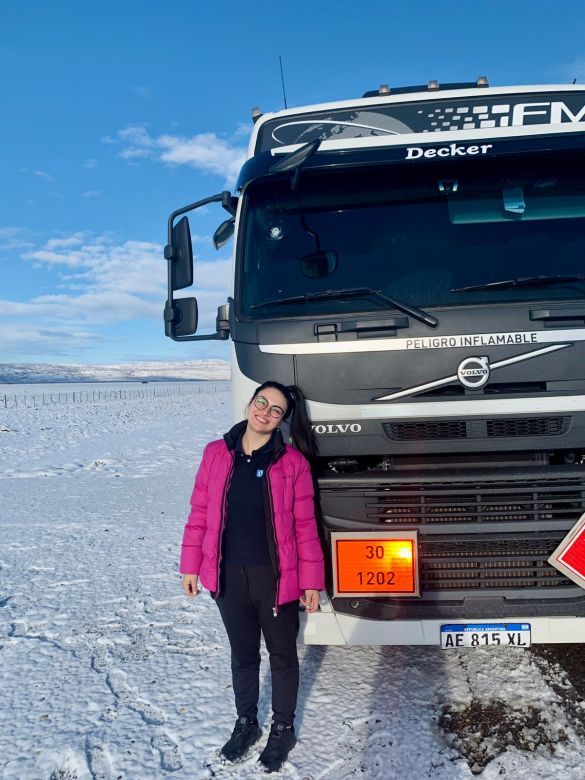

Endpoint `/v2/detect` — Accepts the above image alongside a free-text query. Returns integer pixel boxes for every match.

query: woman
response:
[180,381,325,772]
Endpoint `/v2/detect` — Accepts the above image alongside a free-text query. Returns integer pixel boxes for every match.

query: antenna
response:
[279,55,288,109]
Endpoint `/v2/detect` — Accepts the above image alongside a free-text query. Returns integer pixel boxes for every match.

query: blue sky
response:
[2,0,585,365]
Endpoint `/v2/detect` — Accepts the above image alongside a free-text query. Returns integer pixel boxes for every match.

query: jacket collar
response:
[224,419,285,460]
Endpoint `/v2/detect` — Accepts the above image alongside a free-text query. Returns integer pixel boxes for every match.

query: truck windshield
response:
[239,153,585,319]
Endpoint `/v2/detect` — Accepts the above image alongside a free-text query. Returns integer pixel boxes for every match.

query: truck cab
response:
[165,80,585,646]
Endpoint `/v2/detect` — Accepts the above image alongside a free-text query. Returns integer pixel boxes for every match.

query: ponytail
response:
[286,385,318,463]
[250,380,318,463]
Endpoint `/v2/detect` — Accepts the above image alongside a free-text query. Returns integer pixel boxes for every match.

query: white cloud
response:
[0,293,156,322]
[234,121,253,138]
[1,232,231,356]
[0,227,34,251]
[118,125,155,147]
[158,133,245,182]
[0,239,34,252]
[111,125,246,187]
[34,169,54,181]
[0,227,23,239]
[119,147,152,160]
[82,158,97,169]
[44,233,86,251]
[82,190,102,198]
[0,324,96,357]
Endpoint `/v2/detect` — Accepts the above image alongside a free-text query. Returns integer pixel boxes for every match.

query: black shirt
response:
[223,432,275,565]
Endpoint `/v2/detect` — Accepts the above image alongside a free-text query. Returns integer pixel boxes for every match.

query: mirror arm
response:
[166,191,230,248]
[221,191,238,216]
[167,330,229,343]
[165,192,233,340]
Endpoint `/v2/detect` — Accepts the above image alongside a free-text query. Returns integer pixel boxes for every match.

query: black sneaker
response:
[258,722,297,772]
[220,715,262,762]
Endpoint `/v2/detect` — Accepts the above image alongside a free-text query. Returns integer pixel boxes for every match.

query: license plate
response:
[440,623,532,649]
[331,531,419,597]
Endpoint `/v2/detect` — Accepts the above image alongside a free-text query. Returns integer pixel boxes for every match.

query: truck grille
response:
[385,420,467,440]
[364,478,583,525]
[384,416,570,441]
[320,469,585,594]
[419,534,569,590]
[487,417,569,437]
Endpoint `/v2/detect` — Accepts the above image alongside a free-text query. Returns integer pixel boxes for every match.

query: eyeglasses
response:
[253,395,286,419]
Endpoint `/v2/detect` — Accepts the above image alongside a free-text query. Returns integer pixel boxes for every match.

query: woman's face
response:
[247,386,288,435]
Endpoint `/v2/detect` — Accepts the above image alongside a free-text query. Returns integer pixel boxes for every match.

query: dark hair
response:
[251,381,318,462]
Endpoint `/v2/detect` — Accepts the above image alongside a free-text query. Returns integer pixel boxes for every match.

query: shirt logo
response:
[256,469,264,478]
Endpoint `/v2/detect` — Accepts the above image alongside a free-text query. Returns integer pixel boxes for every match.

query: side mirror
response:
[165,216,193,291]
[300,250,338,279]
[213,218,235,250]
[165,191,234,342]
[172,298,198,337]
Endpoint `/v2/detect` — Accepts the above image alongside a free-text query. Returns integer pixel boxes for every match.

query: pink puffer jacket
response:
[180,421,325,608]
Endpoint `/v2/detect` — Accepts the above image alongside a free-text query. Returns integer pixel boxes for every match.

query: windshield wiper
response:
[251,286,439,328]
[452,274,585,293]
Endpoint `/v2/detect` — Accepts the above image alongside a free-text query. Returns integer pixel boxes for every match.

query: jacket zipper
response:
[213,452,235,599]
[264,463,281,617]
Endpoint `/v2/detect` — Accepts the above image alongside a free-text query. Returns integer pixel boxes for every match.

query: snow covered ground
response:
[2,383,585,779]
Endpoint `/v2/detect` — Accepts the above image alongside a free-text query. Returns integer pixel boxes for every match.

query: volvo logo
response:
[457,356,490,389]
[312,423,362,434]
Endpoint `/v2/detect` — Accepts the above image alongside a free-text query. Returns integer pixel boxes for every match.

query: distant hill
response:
[0,360,230,384]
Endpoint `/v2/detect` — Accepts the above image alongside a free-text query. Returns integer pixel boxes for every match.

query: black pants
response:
[216,563,300,726]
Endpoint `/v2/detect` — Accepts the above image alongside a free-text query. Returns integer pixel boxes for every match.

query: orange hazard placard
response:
[549,512,585,589]
[333,532,419,597]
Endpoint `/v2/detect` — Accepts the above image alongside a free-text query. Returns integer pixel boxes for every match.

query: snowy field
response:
[2,383,585,779]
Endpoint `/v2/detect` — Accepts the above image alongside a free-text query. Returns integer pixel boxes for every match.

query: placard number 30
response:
[365,545,385,559]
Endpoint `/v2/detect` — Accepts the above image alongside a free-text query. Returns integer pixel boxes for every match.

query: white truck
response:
[164,78,585,647]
